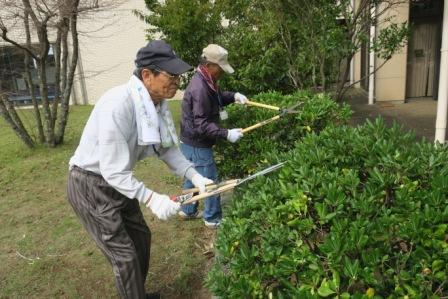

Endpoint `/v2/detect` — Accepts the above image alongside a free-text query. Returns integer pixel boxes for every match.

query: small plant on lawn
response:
[215,90,352,179]
[207,119,448,298]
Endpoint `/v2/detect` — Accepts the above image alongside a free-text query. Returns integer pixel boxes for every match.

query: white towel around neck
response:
[128,75,179,148]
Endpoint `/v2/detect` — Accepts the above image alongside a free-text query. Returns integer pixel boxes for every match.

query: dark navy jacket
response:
[180,72,235,148]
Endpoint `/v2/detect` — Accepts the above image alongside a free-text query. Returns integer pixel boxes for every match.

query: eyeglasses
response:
[155,68,180,81]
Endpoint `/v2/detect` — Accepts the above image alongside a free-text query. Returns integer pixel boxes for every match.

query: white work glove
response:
[227,128,243,143]
[146,192,180,220]
[234,92,248,105]
[191,173,214,193]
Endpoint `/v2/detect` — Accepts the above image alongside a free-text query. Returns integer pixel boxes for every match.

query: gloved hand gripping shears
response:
[171,162,285,205]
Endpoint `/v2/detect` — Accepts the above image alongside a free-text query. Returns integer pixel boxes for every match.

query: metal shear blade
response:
[279,101,303,117]
[236,161,285,185]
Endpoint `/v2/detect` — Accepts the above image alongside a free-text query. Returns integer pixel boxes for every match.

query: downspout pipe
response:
[350,0,355,85]
[77,48,88,104]
[368,3,376,105]
[435,2,448,144]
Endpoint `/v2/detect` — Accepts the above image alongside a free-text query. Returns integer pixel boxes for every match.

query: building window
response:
[410,0,443,20]
[0,45,56,106]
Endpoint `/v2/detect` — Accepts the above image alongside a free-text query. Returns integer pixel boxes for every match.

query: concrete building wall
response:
[350,0,410,102]
[374,2,410,102]
[352,0,362,88]
[74,0,148,104]
[353,51,362,88]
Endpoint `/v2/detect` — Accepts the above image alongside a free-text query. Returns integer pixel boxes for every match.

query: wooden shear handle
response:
[241,115,280,134]
[182,182,238,205]
[182,179,239,194]
[246,100,280,111]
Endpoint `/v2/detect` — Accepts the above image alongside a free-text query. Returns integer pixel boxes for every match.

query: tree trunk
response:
[0,94,34,148]
[37,60,56,146]
[24,54,45,143]
[60,21,69,105]
[50,26,64,130]
[320,56,326,92]
[56,1,80,145]
[336,56,351,102]
[23,0,56,145]
[24,11,45,143]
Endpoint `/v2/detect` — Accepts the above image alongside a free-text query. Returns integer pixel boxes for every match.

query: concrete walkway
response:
[344,89,440,142]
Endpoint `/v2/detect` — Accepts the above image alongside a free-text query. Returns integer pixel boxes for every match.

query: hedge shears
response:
[171,162,285,205]
[241,100,303,133]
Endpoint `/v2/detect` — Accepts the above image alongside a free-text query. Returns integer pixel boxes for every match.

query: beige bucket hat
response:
[201,44,234,74]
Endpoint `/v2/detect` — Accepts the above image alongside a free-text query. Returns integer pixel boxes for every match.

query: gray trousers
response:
[67,166,151,299]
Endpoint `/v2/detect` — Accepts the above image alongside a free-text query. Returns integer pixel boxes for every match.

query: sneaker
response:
[178,210,203,220]
[204,219,221,229]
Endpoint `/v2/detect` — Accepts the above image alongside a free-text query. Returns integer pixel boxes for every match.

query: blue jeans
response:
[180,143,222,223]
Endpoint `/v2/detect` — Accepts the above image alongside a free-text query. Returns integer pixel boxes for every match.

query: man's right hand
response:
[227,128,243,143]
[191,173,214,193]
[145,192,180,220]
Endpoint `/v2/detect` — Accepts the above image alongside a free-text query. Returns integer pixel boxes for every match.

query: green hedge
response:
[207,119,448,298]
[215,91,352,179]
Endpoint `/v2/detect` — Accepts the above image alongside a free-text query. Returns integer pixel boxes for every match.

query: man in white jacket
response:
[67,40,212,299]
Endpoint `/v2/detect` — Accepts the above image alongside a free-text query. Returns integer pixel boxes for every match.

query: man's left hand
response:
[234,92,248,105]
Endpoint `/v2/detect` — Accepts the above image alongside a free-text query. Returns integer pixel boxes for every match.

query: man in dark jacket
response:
[179,44,248,228]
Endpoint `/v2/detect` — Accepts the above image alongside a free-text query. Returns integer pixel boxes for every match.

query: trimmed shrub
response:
[207,119,448,298]
[215,91,352,179]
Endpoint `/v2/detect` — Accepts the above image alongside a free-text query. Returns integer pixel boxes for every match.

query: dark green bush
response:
[208,119,448,298]
[215,91,352,179]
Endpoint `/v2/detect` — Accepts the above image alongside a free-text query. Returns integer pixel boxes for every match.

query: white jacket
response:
[69,84,196,203]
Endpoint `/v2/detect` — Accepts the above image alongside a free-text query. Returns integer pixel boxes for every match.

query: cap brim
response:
[155,58,192,75]
[220,63,234,74]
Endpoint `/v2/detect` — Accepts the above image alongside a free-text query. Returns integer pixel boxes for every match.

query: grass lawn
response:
[0,101,215,298]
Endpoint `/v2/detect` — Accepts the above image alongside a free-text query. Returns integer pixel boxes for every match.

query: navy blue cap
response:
[135,40,192,75]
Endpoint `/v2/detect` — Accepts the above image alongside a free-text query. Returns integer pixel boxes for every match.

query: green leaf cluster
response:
[139,0,222,66]
[137,0,408,96]
[214,91,352,179]
[208,118,448,298]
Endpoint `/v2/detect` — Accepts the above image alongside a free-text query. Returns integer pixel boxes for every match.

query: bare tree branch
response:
[1,0,118,147]
[0,25,38,59]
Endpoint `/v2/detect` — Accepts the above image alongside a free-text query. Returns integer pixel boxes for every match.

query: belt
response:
[71,165,102,177]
